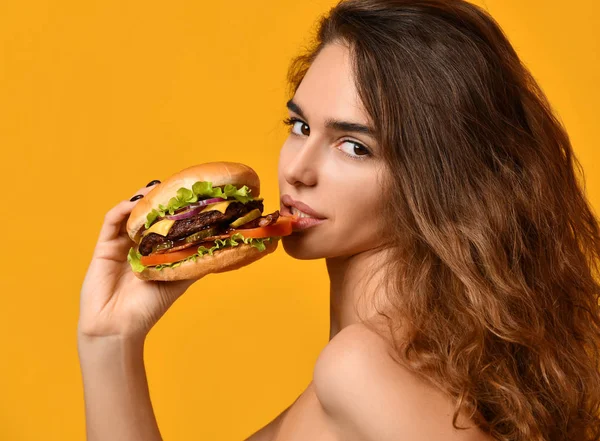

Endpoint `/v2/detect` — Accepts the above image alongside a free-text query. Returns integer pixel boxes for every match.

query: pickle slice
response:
[230,209,262,228]
[184,227,218,244]
[153,240,174,253]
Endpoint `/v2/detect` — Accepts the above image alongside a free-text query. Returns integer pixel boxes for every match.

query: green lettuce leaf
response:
[144,181,254,229]
[127,234,274,273]
[127,247,146,273]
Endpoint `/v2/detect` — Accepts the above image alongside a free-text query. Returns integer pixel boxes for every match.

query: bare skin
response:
[78,42,493,441]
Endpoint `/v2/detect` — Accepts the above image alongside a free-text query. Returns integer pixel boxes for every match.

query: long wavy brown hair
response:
[285,1,600,440]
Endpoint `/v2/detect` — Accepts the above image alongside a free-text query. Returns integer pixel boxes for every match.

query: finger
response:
[97,182,161,243]
[128,181,161,201]
[159,277,201,306]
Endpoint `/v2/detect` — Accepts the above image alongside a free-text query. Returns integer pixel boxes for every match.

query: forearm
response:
[77,334,162,441]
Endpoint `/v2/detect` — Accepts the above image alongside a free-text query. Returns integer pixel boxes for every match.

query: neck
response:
[326,247,390,340]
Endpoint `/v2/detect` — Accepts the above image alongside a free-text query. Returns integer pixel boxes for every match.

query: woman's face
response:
[278,42,388,260]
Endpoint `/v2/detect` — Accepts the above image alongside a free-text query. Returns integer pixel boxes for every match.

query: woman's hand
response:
[78,181,199,341]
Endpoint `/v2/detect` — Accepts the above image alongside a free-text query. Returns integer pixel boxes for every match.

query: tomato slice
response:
[140,246,199,267]
[234,215,294,239]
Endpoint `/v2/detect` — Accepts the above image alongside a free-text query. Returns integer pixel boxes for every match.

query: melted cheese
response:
[141,201,233,238]
[200,200,234,214]
[142,219,175,237]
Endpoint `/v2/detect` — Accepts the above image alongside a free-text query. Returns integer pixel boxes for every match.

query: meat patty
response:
[167,199,263,240]
[138,233,167,256]
[138,199,263,255]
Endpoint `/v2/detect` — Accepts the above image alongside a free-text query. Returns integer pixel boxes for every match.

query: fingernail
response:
[146,179,161,187]
[130,194,144,201]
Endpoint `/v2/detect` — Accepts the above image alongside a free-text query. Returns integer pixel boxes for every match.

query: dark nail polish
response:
[146,179,161,187]
[130,194,144,201]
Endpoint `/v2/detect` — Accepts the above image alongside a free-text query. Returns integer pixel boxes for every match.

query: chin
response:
[282,234,328,260]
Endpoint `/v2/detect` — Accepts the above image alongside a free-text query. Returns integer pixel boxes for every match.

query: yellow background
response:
[0,1,597,440]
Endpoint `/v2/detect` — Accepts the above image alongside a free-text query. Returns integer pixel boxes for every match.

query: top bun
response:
[126,162,260,242]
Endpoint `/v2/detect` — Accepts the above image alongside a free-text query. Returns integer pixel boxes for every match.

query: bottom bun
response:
[133,238,279,281]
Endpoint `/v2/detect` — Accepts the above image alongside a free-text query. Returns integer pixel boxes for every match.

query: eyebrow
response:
[286,99,375,137]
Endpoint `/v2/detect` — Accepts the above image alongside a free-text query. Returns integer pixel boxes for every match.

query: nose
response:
[282,137,321,188]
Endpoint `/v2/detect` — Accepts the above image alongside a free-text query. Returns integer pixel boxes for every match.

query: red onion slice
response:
[195,197,224,207]
[164,198,225,221]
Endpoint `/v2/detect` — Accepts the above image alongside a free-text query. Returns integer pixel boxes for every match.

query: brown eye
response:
[283,117,311,137]
[291,120,309,136]
[338,140,371,159]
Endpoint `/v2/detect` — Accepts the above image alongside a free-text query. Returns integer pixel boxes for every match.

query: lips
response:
[280,194,326,219]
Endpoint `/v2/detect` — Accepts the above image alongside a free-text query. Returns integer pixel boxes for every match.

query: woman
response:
[77,1,600,440]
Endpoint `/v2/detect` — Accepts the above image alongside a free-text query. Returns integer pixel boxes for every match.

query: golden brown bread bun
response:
[126,162,275,282]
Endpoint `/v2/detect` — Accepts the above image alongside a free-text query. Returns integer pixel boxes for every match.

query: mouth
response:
[280,194,326,219]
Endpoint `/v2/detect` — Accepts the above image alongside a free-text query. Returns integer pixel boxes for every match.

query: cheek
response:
[329,166,389,252]
[332,194,385,245]
[291,177,386,259]
[277,140,293,184]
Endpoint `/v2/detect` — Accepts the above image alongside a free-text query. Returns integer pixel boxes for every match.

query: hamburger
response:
[126,162,293,281]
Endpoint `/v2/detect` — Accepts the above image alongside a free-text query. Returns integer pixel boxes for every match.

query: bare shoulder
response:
[313,323,492,441]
